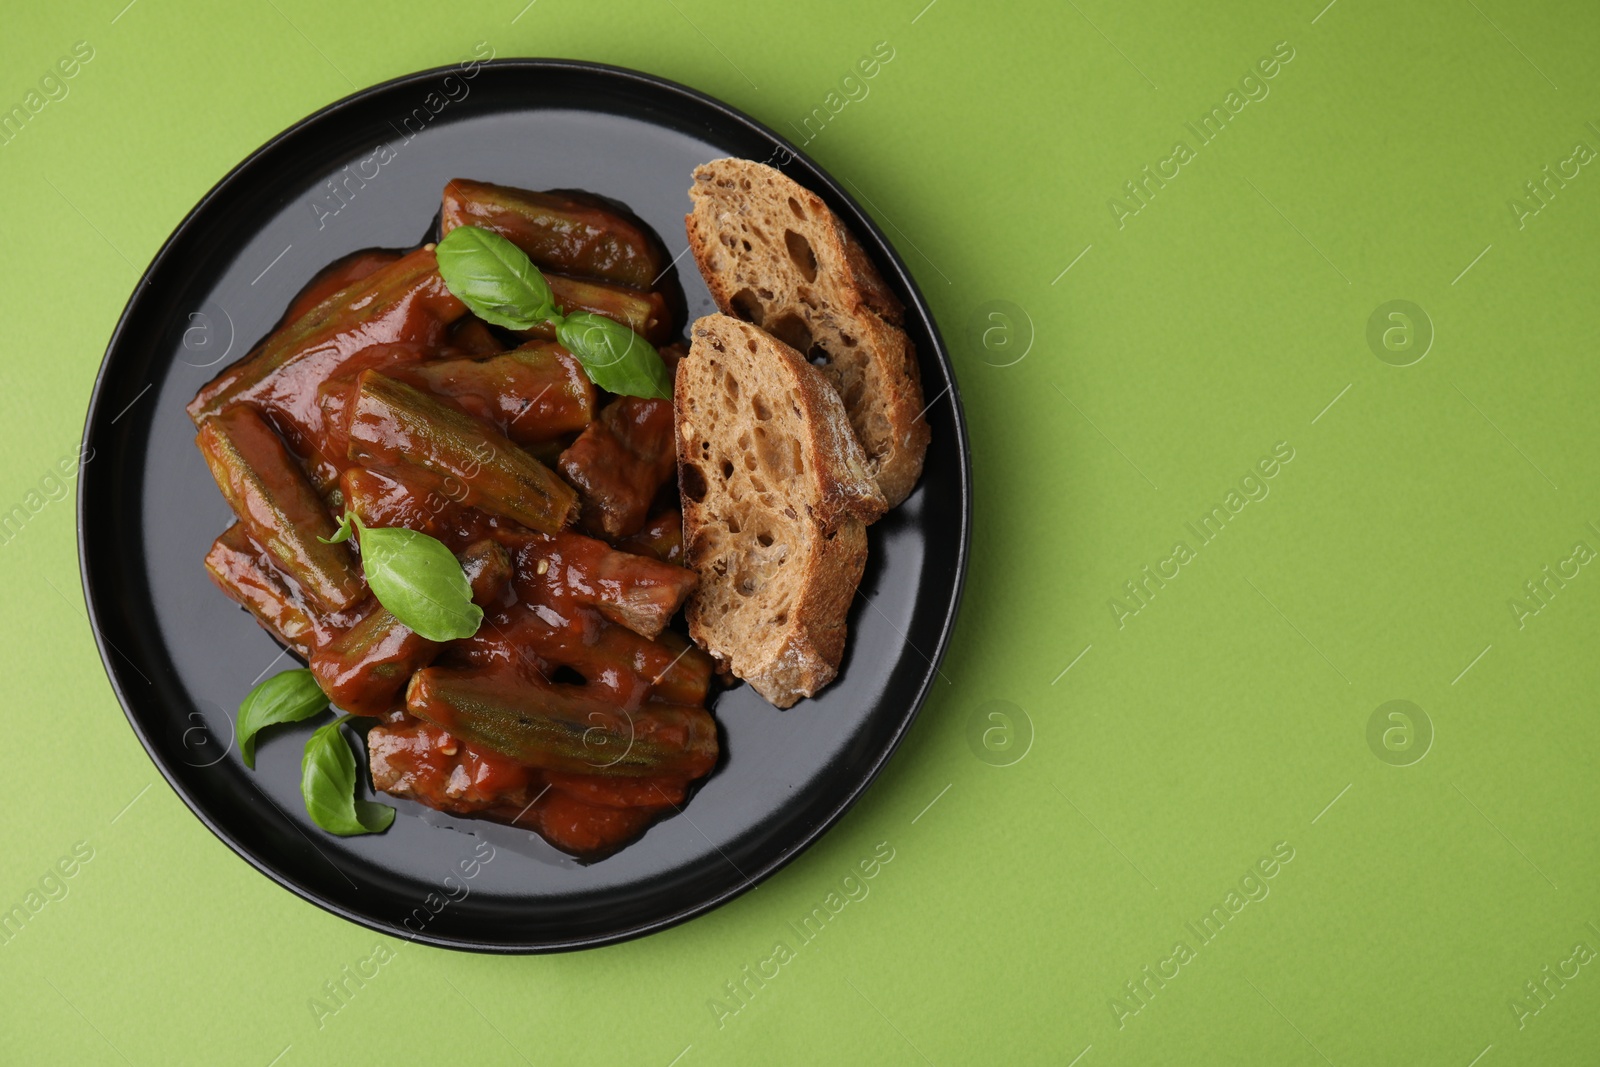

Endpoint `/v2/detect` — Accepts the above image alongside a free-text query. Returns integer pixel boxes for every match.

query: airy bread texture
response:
[686,158,929,508]
[676,315,886,707]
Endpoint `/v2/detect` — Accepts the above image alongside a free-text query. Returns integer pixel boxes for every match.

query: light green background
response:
[3,0,1598,1063]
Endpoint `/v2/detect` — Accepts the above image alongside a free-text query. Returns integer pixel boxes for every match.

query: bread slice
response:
[685,158,930,508]
[676,314,886,707]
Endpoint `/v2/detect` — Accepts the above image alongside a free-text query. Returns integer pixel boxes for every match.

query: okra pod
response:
[280,249,402,326]
[407,343,595,445]
[204,524,325,657]
[348,371,578,534]
[405,667,718,778]
[311,540,512,717]
[368,714,681,853]
[196,404,365,613]
[295,342,431,490]
[517,274,672,344]
[440,179,665,290]
[367,715,539,816]
[187,247,466,424]
[312,342,432,476]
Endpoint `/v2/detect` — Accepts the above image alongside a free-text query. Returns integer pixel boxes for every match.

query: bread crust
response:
[685,158,930,507]
[676,315,884,707]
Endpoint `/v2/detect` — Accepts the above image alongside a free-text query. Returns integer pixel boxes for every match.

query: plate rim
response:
[77,56,972,953]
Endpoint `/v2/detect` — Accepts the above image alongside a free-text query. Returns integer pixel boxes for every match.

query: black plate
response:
[78,59,970,952]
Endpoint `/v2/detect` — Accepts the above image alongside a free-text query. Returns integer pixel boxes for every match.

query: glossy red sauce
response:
[192,214,706,859]
[281,249,403,325]
[367,715,684,855]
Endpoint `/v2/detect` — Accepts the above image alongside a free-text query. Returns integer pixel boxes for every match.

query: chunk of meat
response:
[367,715,686,856]
[499,528,698,642]
[368,716,539,817]
[558,396,676,540]
[619,509,684,565]
[435,316,506,360]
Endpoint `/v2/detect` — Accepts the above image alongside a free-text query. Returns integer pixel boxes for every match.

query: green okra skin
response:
[187,247,466,424]
[347,371,579,534]
[311,540,512,717]
[440,178,666,290]
[196,405,365,613]
[204,523,324,657]
[407,343,596,445]
[405,666,719,779]
[517,274,672,344]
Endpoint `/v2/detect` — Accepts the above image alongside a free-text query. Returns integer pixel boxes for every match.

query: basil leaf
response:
[357,521,483,641]
[237,668,328,769]
[301,715,395,836]
[435,225,556,330]
[556,312,673,400]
